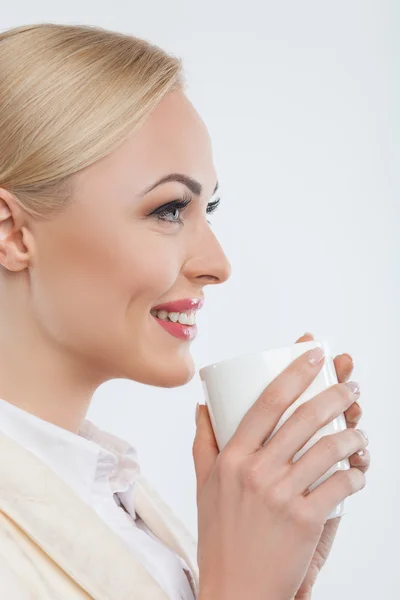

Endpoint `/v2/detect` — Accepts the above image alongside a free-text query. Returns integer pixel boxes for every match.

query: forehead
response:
[79,90,215,195]
[132,89,213,159]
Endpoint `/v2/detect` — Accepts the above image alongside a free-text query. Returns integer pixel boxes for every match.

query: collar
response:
[0,397,141,514]
[0,398,200,597]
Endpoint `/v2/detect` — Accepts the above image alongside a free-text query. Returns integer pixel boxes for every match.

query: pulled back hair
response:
[0,22,185,218]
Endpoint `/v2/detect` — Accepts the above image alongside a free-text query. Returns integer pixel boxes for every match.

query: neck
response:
[0,276,106,434]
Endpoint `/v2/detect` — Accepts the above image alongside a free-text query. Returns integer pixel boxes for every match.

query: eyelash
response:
[151,192,221,226]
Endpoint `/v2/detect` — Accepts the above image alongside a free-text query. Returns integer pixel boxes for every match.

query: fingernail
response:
[345,381,360,395]
[307,347,325,365]
[357,449,366,456]
[195,402,200,425]
[358,428,369,443]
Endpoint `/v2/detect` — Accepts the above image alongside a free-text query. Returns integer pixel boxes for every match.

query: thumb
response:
[192,404,219,501]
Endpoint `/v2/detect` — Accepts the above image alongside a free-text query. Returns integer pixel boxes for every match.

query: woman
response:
[0,22,369,600]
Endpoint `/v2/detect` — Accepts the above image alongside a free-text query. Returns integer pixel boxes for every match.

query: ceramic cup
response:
[199,339,350,520]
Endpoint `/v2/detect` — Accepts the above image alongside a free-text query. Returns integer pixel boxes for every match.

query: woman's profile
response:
[0,22,369,600]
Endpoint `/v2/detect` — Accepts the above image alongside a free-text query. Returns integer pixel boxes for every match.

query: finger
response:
[288,427,368,496]
[303,466,366,521]
[344,401,362,428]
[228,347,327,454]
[192,405,219,500]
[264,381,361,466]
[349,448,370,474]
[296,335,354,384]
[334,353,354,384]
[295,332,314,343]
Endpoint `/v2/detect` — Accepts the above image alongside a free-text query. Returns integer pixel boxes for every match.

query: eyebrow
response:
[140,173,219,197]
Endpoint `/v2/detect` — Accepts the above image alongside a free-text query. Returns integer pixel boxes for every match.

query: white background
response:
[3,2,398,598]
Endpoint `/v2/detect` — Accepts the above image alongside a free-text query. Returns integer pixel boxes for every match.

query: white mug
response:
[199,339,350,520]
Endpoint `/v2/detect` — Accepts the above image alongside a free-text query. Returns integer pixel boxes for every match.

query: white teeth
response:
[186,313,195,325]
[151,309,196,325]
[178,313,188,325]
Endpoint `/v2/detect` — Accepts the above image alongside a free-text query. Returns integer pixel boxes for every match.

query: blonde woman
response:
[0,22,369,600]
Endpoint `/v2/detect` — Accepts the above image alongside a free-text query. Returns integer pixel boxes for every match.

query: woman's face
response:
[23,90,231,387]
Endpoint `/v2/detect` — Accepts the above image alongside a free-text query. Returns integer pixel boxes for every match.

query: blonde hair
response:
[0,23,186,218]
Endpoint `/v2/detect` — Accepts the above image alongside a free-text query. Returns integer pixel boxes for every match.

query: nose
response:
[183,225,232,286]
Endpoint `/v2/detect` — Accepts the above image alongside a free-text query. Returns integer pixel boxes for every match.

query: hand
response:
[193,334,368,600]
[293,333,370,600]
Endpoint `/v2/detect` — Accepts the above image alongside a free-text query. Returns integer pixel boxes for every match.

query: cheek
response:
[126,250,178,304]
[30,220,178,354]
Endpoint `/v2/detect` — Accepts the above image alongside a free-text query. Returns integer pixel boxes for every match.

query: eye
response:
[206,198,220,216]
[150,194,221,226]
[150,193,192,225]
[205,197,220,225]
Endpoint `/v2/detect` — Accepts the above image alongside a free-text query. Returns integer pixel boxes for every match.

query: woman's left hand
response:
[293,333,370,600]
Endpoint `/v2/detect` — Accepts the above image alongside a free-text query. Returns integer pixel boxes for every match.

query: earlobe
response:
[0,189,31,272]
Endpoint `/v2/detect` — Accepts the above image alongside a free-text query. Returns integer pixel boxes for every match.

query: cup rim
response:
[199,339,329,377]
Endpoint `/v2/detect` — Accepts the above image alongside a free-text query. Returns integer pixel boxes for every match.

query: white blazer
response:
[0,431,200,599]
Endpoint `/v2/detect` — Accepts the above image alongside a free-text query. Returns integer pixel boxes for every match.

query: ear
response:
[0,188,33,272]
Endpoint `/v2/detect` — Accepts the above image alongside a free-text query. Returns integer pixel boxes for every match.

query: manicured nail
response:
[345,381,360,396]
[195,402,199,425]
[307,347,325,365]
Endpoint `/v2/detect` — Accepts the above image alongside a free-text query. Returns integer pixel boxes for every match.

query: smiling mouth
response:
[150,309,198,342]
[150,308,196,326]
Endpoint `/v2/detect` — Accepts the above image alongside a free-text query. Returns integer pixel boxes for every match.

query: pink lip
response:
[151,297,204,313]
[152,319,198,341]
[151,297,203,342]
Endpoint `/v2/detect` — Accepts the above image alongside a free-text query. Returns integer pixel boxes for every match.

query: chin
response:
[124,353,196,388]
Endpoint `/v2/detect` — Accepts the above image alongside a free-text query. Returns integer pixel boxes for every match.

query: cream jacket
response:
[0,431,200,599]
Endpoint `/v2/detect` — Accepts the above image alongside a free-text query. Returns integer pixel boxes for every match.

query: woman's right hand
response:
[193,346,368,600]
